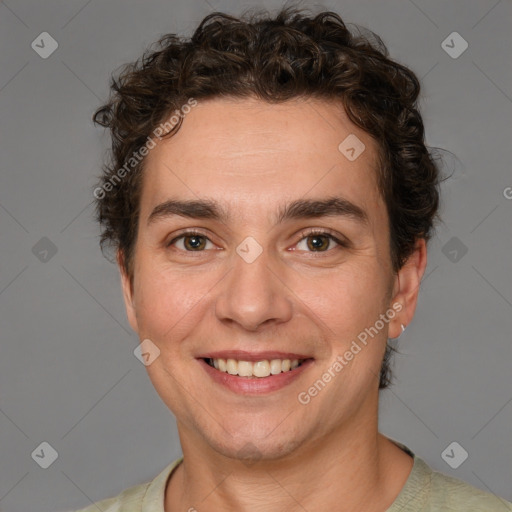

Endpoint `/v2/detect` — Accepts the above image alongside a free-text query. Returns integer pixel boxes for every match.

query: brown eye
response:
[167,232,213,251]
[295,230,346,252]
[306,234,331,251]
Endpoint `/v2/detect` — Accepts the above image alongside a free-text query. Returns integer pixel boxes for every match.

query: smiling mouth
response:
[204,357,310,378]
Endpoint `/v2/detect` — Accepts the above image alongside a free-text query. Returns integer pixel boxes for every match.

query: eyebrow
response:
[146,196,369,227]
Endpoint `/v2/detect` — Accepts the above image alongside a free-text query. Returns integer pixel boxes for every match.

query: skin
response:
[118,97,427,511]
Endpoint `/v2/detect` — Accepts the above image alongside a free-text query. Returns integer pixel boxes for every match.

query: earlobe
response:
[388,238,428,339]
[117,249,139,334]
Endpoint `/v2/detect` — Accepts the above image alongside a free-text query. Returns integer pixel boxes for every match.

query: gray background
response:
[0,0,511,510]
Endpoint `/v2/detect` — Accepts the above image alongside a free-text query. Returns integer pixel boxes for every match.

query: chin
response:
[201,424,306,463]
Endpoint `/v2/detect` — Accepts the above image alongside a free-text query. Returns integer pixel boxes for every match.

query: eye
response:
[166,229,348,253]
[167,231,214,251]
[294,229,347,252]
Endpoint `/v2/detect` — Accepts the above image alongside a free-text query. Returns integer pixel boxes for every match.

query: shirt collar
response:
[141,457,183,511]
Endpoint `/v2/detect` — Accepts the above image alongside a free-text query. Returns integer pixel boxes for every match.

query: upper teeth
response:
[209,358,301,378]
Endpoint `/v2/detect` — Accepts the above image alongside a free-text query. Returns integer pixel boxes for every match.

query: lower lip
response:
[198,358,314,395]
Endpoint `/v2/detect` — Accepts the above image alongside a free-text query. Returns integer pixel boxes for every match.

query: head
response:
[93,7,440,460]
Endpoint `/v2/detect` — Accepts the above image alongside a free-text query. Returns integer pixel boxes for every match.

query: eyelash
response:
[297,229,348,251]
[166,229,348,253]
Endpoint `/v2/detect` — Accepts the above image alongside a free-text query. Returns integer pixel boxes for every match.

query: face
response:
[120,97,425,461]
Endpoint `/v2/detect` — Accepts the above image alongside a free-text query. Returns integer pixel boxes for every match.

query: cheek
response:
[133,266,210,346]
[296,261,388,333]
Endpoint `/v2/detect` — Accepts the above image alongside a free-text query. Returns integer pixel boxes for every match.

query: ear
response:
[117,249,139,334]
[388,238,428,339]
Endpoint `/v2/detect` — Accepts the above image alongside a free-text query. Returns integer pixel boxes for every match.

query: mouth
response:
[197,351,314,394]
[203,357,310,378]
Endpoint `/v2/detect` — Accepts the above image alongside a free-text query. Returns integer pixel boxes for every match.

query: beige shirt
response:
[75,444,512,511]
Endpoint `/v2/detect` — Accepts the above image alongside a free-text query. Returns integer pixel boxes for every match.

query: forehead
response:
[140,97,384,226]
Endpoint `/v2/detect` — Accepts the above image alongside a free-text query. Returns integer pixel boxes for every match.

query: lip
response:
[198,357,314,395]
[196,350,311,362]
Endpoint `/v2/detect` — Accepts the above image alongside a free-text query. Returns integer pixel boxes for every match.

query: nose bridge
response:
[215,237,293,330]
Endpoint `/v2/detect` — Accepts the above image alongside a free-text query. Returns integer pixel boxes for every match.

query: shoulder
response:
[387,440,512,512]
[73,458,183,512]
[73,481,149,512]
[427,464,512,511]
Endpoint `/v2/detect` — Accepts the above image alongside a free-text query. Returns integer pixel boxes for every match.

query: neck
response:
[165,407,413,511]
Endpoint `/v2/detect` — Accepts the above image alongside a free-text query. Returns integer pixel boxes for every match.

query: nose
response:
[214,243,293,331]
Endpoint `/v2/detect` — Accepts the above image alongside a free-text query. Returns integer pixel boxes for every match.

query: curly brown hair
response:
[93,6,441,389]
